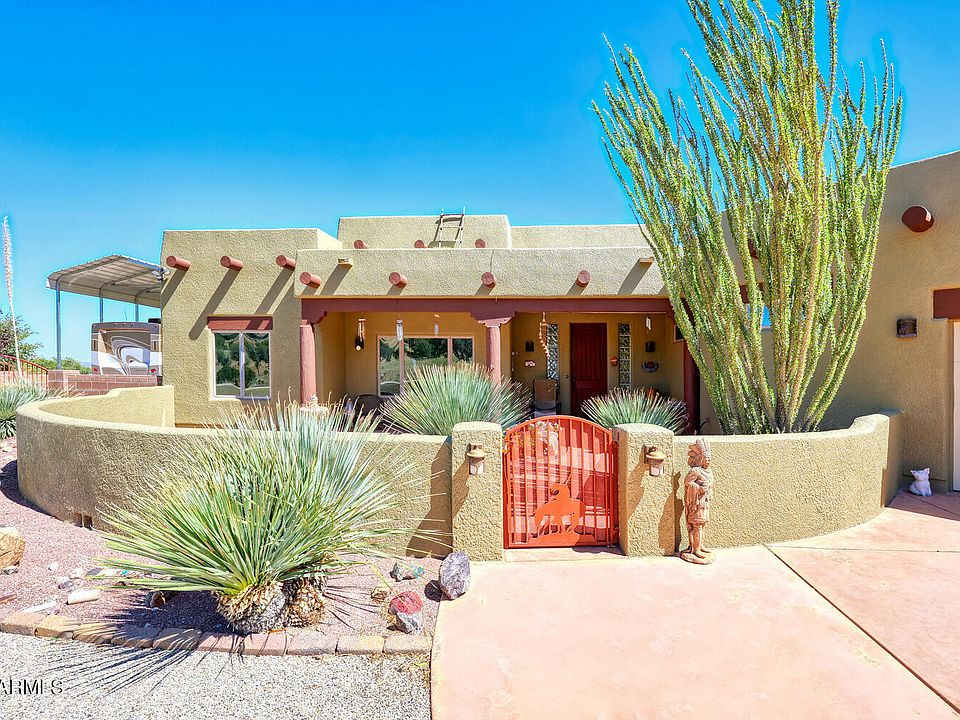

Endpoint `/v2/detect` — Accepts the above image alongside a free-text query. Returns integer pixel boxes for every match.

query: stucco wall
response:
[611,411,900,555]
[674,411,900,549]
[294,246,665,298]
[160,228,337,425]
[17,387,453,557]
[826,152,960,488]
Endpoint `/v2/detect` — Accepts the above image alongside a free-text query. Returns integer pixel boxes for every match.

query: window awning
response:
[45,255,167,308]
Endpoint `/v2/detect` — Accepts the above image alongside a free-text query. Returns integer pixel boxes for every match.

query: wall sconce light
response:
[466,443,487,476]
[645,316,653,332]
[896,318,918,338]
[645,446,666,476]
[355,317,366,351]
[396,318,404,342]
[434,314,440,336]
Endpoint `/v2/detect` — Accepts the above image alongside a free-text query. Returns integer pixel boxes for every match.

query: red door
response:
[570,323,607,416]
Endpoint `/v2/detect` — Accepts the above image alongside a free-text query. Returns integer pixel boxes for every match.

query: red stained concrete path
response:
[432,492,960,720]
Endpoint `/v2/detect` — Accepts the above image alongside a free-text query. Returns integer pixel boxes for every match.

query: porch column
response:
[300,320,317,404]
[682,340,701,434]
[479,317,511,385]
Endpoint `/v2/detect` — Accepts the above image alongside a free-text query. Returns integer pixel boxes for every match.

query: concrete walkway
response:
[432,492,960,720]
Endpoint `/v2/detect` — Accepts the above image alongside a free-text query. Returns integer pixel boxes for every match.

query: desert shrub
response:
[583,387,687,432]
[381,363,528,435]
[102,404,412,634]
[0,381,60,438]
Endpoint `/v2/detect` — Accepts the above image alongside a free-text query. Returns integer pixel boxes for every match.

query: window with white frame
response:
[378,336,474,396]
[214,331,271,399]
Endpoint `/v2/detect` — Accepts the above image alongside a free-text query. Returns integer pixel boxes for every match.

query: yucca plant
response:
[102,404,413,634]
[0,381,60,438]
[583,387,688,432]
[381,363,528,435]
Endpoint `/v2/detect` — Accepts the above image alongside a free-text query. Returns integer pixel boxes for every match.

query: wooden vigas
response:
[502,416,618,548]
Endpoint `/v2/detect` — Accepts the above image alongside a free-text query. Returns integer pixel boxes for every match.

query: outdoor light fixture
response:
[645,316,653,332]
[645,446,667,476]
[896,318,918,338]
[396,318,404,342]
[434,314,440,336]
[466,443,487,476]
[355,317,366,351]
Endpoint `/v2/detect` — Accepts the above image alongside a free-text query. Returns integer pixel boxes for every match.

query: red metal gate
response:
[502,416,618,548]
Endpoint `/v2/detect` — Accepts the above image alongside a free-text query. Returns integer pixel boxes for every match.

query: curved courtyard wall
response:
[17,386,452,557]
[17,386,901,560]
[616,410,902,555]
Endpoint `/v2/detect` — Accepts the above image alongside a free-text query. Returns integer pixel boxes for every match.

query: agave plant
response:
[381,363,528,435]
[102,404,413,634]
[583,387,688,433]
[0,381,60,438]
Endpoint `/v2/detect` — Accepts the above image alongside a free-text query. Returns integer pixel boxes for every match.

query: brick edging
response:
[0,610,432,657]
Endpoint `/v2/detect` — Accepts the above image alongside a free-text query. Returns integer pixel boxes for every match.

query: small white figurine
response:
[908,468,932,497]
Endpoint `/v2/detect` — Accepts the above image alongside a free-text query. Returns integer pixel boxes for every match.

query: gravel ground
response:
[0,631,430,720]
[0,437,441,637]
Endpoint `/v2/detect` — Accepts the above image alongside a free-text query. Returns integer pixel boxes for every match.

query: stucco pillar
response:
[450,421,504,561]
[479,318,511,384]
[682,341,701,434]
[615,423,678,556]
[300,320,317,404]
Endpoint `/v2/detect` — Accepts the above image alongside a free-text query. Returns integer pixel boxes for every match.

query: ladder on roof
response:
[433,208,466,247]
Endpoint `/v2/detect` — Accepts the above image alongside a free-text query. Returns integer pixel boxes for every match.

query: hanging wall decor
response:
[355,317,366,351]
[538,313,549,354]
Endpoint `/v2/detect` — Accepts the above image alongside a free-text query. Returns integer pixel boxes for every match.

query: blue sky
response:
[2,0,958,360]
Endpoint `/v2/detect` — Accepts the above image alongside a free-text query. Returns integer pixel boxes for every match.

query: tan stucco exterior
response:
[17,388,899,560]
[17,387,454,557]
[103,150,960,549]
[675,411,901,549]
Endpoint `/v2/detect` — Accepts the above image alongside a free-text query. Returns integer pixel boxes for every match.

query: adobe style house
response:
[160,150,960,492]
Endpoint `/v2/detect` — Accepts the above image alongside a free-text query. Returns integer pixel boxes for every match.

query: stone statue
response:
[680,438,715,565]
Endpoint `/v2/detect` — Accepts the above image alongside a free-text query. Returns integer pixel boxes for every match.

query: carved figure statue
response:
[680,438,715,565]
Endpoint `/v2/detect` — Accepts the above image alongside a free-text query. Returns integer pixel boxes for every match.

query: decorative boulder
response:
[388,591,424,634]
[439,552,470,600]
[0,526,25,568]
[390,561,425,582]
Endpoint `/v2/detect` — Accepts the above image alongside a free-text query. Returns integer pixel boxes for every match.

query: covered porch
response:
[299,297,701,431]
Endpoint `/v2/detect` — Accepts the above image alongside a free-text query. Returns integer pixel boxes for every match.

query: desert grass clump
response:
[381,363,528,435]
[583,387,688,433]
[102,404,412,634]
[0,381,59,438]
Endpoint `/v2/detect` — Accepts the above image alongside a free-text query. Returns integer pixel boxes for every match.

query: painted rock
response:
[388,591,424,634]
[389,591,424,615]
[439,551,471,600]
[0,526,25,568]
[390,561,425,582]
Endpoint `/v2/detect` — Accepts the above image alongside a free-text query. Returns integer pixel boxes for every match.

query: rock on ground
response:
[439,552,471,600]
[0,526,25,567]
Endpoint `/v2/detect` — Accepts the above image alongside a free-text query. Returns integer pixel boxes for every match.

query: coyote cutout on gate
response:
[534,481,585,537]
